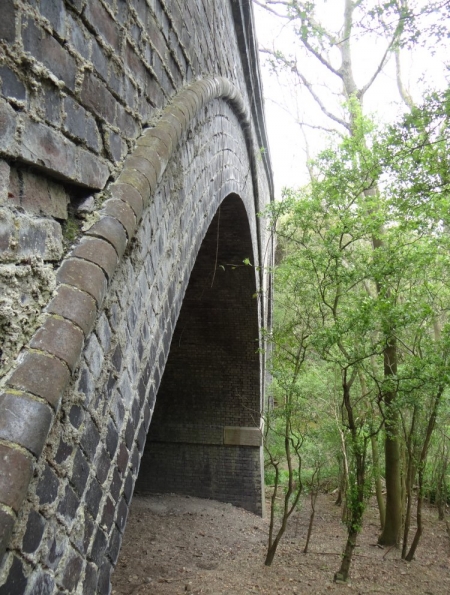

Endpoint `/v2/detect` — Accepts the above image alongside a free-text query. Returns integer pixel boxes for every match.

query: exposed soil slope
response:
[112,492,450,595]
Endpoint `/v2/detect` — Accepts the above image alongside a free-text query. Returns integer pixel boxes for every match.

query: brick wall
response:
[0,1,273,593]
[137,194,263,513]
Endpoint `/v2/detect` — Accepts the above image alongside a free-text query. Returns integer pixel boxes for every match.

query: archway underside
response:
[136,194,264,515]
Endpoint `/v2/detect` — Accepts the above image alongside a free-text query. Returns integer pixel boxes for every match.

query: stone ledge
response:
[223,426,262,447]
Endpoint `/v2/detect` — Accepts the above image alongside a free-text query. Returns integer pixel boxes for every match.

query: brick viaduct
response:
[0,1,273,593]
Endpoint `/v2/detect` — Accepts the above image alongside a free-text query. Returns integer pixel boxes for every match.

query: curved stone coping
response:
[0,76,261,561]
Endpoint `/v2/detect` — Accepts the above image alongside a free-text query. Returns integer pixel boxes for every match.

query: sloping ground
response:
[111,492,450,595]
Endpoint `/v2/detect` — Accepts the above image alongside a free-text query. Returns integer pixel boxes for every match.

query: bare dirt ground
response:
[111,491,450,595]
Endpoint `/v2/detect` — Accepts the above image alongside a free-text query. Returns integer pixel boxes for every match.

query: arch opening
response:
[135,194,264,514]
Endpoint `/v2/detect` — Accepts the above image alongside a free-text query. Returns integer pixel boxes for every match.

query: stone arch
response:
[137,192,264,514]
[0,77,269,592]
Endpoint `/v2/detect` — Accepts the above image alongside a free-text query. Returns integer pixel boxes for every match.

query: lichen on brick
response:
[0,258,55,377]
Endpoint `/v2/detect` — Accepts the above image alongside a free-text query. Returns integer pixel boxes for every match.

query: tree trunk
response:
[371,434,385,531]
[377,337,402,547]
[378,420,402,545]
[304,489,317,554]
[405,469,424,561]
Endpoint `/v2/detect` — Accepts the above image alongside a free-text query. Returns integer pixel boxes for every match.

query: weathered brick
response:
[36,463,59,505]
[67,12,90,58]
[115,496,128,533]
[0,66,26,101]
[116,442,129,474]
[41,0,67,37]
[69,404,84,429]
[11,214,64,262]
[59,549,83,591]
[0,508,15,560]
[42,82,62,125]
[19,118,77,181]
[85,0,120,50]
[116,103,140,138]
[0,99,17,153]
[89,527,107,567]
[71,448,90,496]
[136,421,147,453]
[57,257,108,306]
[0,0,16,43]
[83,563,98,593]
[25,572,55,595]
[130,444,140,474]
[102,198,137,240]
[86,216,128,259]
[57,484,80,526]
[80,416,100,460]
[123,471,134,503]
[119,160,153,204]
[79,512,95,556]
[84,332,104,380]
[85,478,102,518]
[97,559,112,595]
[97,312,112,353]
[110,389,125,429]
[46,284,97,338]
[100,496,115,532]
[66,0,83,14]
[7,350,70,409]
[22,17,76,90]
[81,73,116,125]
[11,169,69,219]
[105,129,127,162]
[109,468,122,502]
[0,556,28,595]
[30,316,84,372]
[22,509,46,555]
[95,447,111,485]
[64,96,89,141]
[72,237,118,280]
[125,419,136,450]
[77,147,110,189]
[91,39,109,81]
[45,531,68,570]
[105,419,119,459]
[54,437,73,465]
[0,392,53,457]
[0,444,33,512]
[107,526,122,566]
[0,160,9,204]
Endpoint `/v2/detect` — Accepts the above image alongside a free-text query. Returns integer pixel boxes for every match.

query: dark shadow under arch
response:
[135,194,264,514]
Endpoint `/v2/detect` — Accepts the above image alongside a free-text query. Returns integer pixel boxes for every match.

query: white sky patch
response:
[253,1,450,197]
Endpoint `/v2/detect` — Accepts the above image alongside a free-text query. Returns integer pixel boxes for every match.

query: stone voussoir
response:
[85,216,128,260]
[169,104,190,131]
[101,198,137,241]
[46,284,98,338]
[160,113,183,144]
[141,127,173,154]
[71,236,119,281]
[57,257,108,306]
[182,88,202,116]
[0,391,54,458]
[122,154,158,202]
[117,164,150,211]
[0,443,34,512]
[110,182,145,221]
[29,316,85,372]
[6,350,70,410]
[0,508,15,560]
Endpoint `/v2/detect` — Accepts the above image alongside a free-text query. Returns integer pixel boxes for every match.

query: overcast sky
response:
[252,1,449,196]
